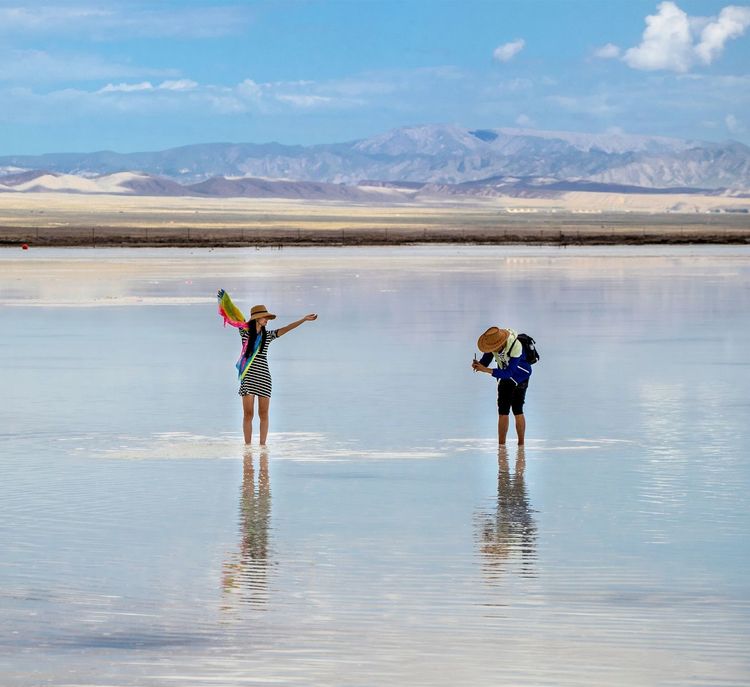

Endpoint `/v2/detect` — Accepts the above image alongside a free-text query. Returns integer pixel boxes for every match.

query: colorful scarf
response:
[218,290,262,380]
[237,332,263,381]
[217,290,249,329]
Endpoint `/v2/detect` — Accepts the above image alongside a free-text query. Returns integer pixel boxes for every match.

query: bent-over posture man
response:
[472,326,532,446]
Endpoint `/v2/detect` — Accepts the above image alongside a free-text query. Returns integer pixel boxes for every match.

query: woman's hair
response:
[246,320,268,357]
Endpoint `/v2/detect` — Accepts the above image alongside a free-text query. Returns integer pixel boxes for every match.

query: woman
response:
[218,290,317,446]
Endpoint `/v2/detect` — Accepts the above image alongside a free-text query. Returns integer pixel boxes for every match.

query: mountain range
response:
[1,124,748,198]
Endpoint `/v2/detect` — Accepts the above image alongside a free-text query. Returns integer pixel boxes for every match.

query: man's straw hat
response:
[249,304,276,321]
[477,326,508,353]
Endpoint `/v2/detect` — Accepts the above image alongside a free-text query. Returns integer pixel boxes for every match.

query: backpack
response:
[516,333,540,365]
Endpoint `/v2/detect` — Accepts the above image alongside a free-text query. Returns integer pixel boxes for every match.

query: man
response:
[472,326,532,446]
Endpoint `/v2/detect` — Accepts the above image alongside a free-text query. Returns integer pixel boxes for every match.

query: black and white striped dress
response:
[238,327,279,397]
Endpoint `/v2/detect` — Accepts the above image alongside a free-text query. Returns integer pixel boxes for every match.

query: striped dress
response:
[238,327,279,397]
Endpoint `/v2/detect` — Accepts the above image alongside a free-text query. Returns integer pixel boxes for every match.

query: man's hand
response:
[472,361,491,374]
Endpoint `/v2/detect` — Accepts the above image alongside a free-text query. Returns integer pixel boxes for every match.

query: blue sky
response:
[1,0,749,153]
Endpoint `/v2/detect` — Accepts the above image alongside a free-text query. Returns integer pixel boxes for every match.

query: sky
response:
[1,0,749,154]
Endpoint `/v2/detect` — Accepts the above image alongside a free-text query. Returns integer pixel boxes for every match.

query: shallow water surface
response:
[1,246,749,686]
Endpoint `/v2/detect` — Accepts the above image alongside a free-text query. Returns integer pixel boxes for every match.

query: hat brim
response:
[250,312,276,320]
[477,327,508,352]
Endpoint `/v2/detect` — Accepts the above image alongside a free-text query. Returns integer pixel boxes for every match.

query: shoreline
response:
[2,224,748,246]
[1,193,748,246]
[2,215,749,247]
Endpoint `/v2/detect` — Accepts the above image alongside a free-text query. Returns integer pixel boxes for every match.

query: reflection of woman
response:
[218,290,317,446]
[223,453,272,608]
[478,446,537,578]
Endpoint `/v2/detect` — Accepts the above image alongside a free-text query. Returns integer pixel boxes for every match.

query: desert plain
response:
[0,190,748,246]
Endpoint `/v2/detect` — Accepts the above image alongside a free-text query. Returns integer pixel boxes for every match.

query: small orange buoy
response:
[21,243,29,250]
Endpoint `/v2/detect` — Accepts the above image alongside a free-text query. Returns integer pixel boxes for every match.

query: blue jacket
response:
[479,346,532,386]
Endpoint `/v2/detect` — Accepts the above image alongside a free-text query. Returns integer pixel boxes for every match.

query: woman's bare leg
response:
[515,414,526,446]
[258,396,271,446]
[242,395,255,445]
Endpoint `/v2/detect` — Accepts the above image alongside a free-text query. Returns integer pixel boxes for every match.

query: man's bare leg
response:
[515,414,526,446]
[498,415,510,446]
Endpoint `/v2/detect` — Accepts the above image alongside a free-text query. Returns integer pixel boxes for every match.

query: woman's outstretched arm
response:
[276,313,317,337]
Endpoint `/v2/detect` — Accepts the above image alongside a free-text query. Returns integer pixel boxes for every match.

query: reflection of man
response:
[478,446,537,579]
[222,453,271,608]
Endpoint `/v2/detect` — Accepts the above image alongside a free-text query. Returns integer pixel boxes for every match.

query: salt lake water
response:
[1,245,749,686]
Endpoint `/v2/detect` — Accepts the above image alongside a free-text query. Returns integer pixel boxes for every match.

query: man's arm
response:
[491,355,531,384]
[479,352,493,366]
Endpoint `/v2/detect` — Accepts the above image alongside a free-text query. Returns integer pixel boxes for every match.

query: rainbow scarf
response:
[237,332,263,381]
[218,290,261,380]
[217,290,248,329]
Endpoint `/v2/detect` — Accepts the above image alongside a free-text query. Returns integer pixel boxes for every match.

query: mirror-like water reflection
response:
[476,447,537,580]
[0,246,748,686]
[222,453,272,610]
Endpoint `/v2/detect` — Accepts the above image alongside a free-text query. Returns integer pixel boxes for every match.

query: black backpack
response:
[516,333,540,365]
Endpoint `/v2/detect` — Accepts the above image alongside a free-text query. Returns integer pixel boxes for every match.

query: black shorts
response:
[497,380,528,416]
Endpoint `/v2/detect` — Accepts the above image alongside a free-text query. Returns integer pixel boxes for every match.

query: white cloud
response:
[2,61,750,148]
[25,75,366,118]
[0,4,251,38]
[515,114,534,127]
[237,79,264,99]
[725,113,745,133]
[158,79,198,91]
[0,48,174,82]
[623,2,750,72]
[624,2,694,72]
[322,77,397,97]
[483,78,534,98]
[547,94,617,116]
[99,81,154,93]
[506,78,533,92]
[493,39,525,63]
[114,6,251,39]
[0,6,111,32]
[594,43,621,59]
[97,79,198,94]
[695,5,750,64]
[276,94,335,108]
[33,68,462,120]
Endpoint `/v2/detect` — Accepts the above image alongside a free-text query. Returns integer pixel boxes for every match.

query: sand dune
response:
[0,172,149,195]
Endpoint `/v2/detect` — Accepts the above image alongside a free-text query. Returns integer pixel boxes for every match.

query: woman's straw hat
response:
[477,326,508,353]
[249,304,276,321]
